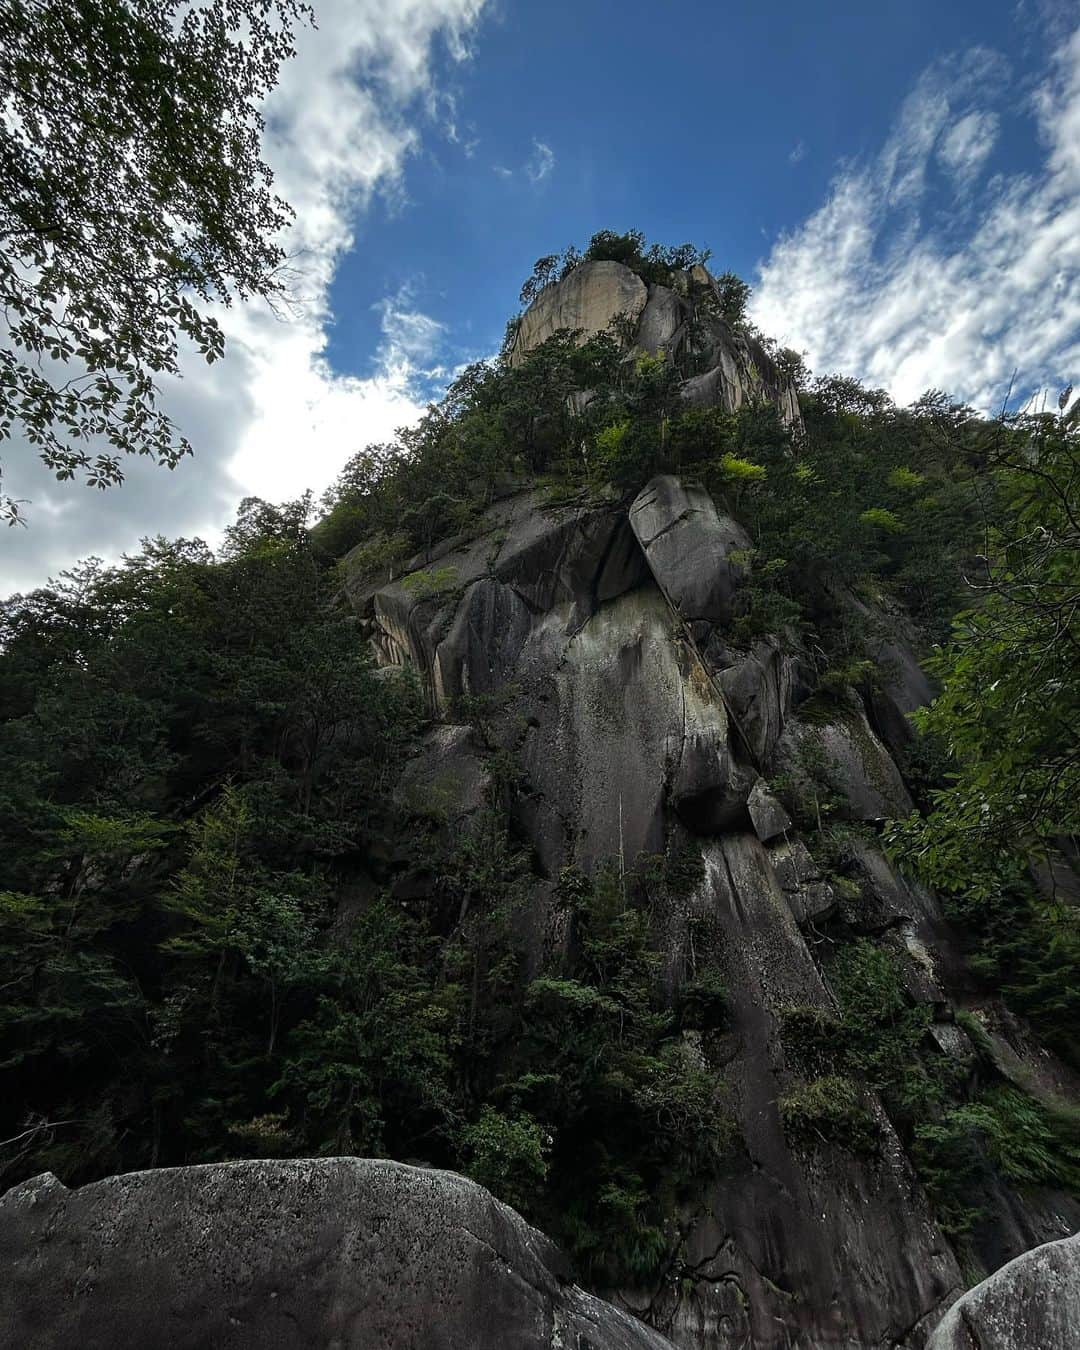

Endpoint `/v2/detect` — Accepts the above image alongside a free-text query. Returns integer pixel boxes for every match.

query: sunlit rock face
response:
[341,471,1080,1348]
[510,260,804,433]
[0,1159,678,1350]
[510,259,648,361]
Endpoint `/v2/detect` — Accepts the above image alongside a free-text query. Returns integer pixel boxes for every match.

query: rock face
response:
[339,469,1080,1347]
[511,259,648,363]
[0,1159,676,1350]
[927,1232,1080,1349]
[509,260,803,432]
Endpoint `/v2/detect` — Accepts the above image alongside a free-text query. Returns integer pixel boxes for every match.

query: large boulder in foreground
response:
[0,1158,675,1350]
[927,1231,1080,1348]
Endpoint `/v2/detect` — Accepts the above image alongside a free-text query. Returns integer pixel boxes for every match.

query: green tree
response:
[889,405,1079,889]
[0,0,310,521]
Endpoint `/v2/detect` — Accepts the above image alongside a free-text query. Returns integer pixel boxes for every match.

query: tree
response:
[889,403,1080,892]
[0,0,311,523]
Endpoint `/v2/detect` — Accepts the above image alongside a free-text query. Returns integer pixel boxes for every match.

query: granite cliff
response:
[2,246,1077,1348]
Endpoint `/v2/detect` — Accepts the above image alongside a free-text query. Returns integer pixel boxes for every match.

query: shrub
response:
[778,1075,878,1153]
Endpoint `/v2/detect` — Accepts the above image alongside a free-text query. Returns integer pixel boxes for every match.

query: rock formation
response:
[509,259,803,432]
[341,471,1080,1348]
[0,1158,676,1350]
[926,1232,1080,1349]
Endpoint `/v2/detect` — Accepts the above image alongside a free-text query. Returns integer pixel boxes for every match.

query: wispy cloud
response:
[494,137,555,186]
[3,0,489,593]
[526,138,555,185]
[751,30,1080,412]
[937,109,999,190]
[789,140,806,165]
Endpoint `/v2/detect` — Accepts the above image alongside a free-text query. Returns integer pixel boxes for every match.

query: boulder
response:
[0,1159,676,1350]
[747,777,792,843]
[927,1231,1080,1349]
[767,836,836,925]
[510,261,647,365]
[774,706,914,823]
[715,638,800,765]
[629,475,750,625]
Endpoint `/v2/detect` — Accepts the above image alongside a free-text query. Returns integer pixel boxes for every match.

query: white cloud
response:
[938,110,999,189]
[752,31,1080,412]
[526,138,555,185]
[493,138,556,186]
[789,140,806,165]
[2,0,488,594]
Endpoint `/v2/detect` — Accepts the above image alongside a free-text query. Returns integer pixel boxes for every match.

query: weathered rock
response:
[767,836,836,925]
[0,1159,676,1350]
[510,260,648,365]
[630,475,750,625]
[927,1231,1080,1349]
[715,638,800,765]
[637,283,685,356]
[396,724,489,821]
[644,836,961,1348]
[747,777,792,843]
[345,471,1078,1347]
[510,260,802,431]
[679,324,802,431]
[775,705,914,822]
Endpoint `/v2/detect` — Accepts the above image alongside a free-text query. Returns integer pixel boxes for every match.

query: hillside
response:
[2,231,1078,1347]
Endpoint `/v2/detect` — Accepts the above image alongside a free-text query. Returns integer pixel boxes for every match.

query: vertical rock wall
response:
[347,472,1080,1347]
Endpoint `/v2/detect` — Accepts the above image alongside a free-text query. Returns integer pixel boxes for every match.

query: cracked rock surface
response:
[0,1158,676,1350]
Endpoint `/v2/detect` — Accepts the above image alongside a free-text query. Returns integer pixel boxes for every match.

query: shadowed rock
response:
[0,1159,676,1350]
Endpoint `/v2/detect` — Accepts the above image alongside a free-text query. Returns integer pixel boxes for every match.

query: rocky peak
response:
[509,258,803,433]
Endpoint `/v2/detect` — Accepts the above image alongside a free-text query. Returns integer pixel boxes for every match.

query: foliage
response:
[462,1107,550,1213]
[0,0,310,522]
[777,1075,878,1153]
[779,937,1080,1237]
[519,229,713,305]
[491,864,732,1283]
[888,407,1079,888]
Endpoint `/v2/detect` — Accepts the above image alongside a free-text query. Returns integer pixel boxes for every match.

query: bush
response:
[462,1107,550,1213]
[778,1075,878,1153]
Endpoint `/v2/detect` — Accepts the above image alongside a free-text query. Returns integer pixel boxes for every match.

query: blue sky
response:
[4,0,1078,591]
[326,0,1054,381]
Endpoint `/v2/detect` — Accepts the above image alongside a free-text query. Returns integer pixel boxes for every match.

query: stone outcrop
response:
[629,474,750,626]
[509,260,803,432]
[0,1159,676,1350]
[927,1232,1080,1349]
[342,475,978,1346]
[340,470,1080,1346]
[510,260,648,364]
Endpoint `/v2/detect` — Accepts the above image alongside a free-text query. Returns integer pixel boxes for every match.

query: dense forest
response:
[2,231,1078,1290]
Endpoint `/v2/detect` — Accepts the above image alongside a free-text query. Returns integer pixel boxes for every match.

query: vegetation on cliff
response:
[1,231,1078,1287]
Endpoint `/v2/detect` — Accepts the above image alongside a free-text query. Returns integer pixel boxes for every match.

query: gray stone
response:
[511,261,647,365]
[716,638,800,765]
[927,1231,1080,1349]
[396,724,489,821]
[0,1160,675,1350]
[775,705,914,823]
[678,323,803,433]
[747,777,792,843]
[636,283,685,356]
[629,474,750,625]
[767,836,836,925]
